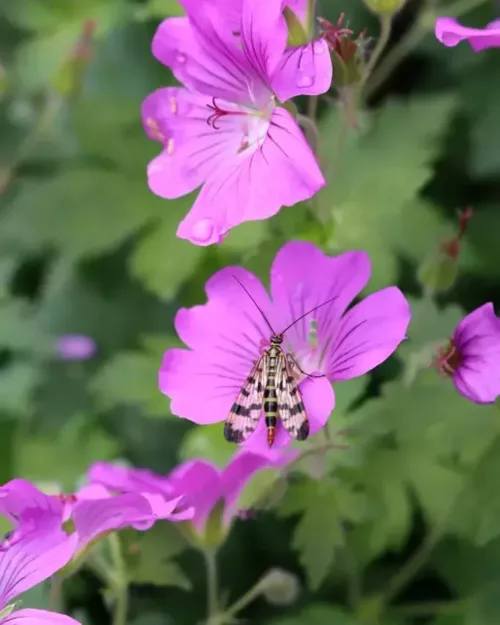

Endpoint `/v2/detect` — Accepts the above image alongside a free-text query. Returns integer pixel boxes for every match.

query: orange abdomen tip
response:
[267,426,275,447]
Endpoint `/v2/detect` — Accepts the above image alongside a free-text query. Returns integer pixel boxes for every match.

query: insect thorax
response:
[270,335,283,346]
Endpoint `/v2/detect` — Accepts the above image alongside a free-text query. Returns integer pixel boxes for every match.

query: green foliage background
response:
[1,0,500,624]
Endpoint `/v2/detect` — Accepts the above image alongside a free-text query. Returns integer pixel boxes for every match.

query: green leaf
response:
[317,96,457,288]
[278,479,347,590]
[122,524,191,589]
[180,424,236,467]
[16,414,119,490]
[237,469,282,511]
[0,363,40,414]
[0,300,52,352]
[129,207,204,300]
[1,170,166,260]
[91,337,178,418]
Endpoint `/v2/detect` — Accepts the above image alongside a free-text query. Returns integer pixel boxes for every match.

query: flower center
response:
[433,339,462,376]
[205,97,275,155]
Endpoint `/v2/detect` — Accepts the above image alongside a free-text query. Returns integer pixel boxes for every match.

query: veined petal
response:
[240,0,288,79]
[0,525,77,606]
[327,287,411,381]
[152,13,269,107]
[87,462,172,496]
[176,107,324,245]
[144,88,247,200]
[244,375,334,451]
[270,242,371,365]
[160,267,274,424]
[0,480,63,526]
[1,609,81,625]
[272,40,332,102]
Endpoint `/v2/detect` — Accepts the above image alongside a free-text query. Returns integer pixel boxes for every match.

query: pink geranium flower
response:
[435,17,500,51]
[0,508,80,625]
[143,0,332,245]
[434,303,500,403]
[88,448,296,533]
[0,478,193,555]
[159,241,411,450]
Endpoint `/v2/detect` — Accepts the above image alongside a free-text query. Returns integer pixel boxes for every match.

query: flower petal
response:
[168,460,222,530]
[159,267,273,424]
[244,375,334,451]
[453,303,500,403]
[328,287,411,381]
[0,524,77,606]
[72,494,156,550]
[0,480,63,526]
[220,448,297,520]
[1,609,81,625]
[151,13,269,107]
[435,17,500,51]
[271,40,332,102]
[87,462,172,496]
[176,107,325,245]
[270,242,371,361]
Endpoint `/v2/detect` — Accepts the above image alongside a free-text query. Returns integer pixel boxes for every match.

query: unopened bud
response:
[363,0,407,16]
[262,568,300,606]
[318,15,367,86]
[417,208,473,294]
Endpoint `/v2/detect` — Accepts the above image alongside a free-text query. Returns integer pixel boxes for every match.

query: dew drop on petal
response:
[176,52,187,64]
[313,40,327,55]
[191,218,216,243]
[296,74,314,88]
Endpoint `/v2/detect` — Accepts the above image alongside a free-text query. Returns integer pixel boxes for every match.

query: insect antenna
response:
[232,275,277,335]
[279,296,339,335]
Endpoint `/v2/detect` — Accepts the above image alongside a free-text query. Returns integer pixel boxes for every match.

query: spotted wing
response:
[275,352,309,441]
[224,356,267,444]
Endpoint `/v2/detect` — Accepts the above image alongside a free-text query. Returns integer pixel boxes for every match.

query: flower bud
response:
[262,568,300,606]
[363,0,407,16]
[318,15,367,87]
[417,208,473,294]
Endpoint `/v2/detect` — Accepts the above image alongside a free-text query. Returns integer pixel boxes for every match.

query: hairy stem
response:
[361,14,393,90]
[49,575,64,612]
[108,534,129,625]
[209,572,270,625]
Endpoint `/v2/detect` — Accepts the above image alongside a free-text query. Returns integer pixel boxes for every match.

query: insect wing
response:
[276,353,309,441]
[224,356,267,443]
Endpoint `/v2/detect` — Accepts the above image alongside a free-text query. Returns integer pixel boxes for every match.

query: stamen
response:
[170,97,177,115]
[167,137,175,155]
[206,97,246,130]
[145,117,165,142]
[431,339,462,377]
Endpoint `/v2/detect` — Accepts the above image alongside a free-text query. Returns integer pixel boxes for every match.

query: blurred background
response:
[1,0,500,623]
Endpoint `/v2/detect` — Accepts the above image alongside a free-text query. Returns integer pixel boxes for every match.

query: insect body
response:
[224,333,308,447]
[224,277,337,447]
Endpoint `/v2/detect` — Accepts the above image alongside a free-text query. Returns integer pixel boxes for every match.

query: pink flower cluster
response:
[0,447,293,625]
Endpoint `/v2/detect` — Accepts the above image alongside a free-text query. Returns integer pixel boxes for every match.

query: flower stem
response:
[49,575,64,612]
[361,14,393,90]
[209,572,270,625]
[393,599,467,617]
[108,534,129,625]
[204,548,219,620]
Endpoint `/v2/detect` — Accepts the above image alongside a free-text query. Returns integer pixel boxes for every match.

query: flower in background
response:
[88,448,296,540]
[0,478,193,557]
[56,334,97,361]
[159,241,410,450]
[433,303,500,404]
[143,0,331,246]
[435,17,500,51]
[0,507,80,625]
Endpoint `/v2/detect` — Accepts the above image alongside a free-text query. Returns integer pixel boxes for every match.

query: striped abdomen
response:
[263,347,280,446]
